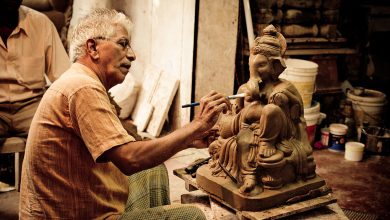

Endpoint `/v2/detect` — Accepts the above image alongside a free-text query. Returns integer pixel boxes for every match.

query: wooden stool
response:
[0,137,26,191]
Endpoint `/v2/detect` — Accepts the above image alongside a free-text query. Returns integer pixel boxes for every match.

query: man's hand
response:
[189,128,219,149]
[190,91,230,148]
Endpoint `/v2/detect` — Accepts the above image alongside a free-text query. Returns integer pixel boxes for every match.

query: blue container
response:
[328,123,348,151]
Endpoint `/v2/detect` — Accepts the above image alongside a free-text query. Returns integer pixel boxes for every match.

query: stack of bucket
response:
[280,58,318,108]
[346,88,387,127]
[303,101,326,146]
[280,58,324,146]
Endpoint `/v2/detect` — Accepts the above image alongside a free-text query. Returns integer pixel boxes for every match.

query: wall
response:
[68,0,112,43]
[194,0,239,114]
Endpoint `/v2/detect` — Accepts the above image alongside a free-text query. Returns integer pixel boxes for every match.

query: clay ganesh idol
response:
[196,25,326,211]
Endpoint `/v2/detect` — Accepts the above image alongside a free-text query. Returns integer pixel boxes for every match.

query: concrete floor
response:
[313,149,390,220]
[1,148,389,219]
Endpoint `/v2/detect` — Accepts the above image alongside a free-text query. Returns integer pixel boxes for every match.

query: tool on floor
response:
[182,93,246,108]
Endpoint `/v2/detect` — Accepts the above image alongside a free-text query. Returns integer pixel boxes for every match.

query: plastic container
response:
[329,123,348,151]
[360,126,390,155]
[304,101,326,146]
[347,89,387,126]
[345,142,365,161]
[280,59,318,108]
[321,127,330,147]
[304,101,320,115]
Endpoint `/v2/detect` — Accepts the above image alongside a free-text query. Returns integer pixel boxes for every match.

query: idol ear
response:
[271,57,286,77]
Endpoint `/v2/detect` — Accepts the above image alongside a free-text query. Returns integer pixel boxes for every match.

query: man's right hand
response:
[190,91,230,148]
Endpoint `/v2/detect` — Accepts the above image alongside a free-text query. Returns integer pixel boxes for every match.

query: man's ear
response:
[86,39,99,60]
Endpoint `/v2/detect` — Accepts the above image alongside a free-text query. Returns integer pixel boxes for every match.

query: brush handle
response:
[181,102,200,108]
[182,93,245,108]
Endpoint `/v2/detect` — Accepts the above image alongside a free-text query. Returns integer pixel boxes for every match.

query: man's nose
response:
[126,47,136,61]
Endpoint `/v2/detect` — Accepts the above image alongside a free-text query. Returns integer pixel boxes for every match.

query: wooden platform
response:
[196,165,328,211]
[174,167,344,219]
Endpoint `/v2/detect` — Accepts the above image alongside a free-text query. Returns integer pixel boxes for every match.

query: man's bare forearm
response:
[104,120,203,175]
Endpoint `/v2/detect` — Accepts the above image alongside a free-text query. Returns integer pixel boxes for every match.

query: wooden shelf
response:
[286,48,357,55]
[286,37,348,44]
[243,48,357,56]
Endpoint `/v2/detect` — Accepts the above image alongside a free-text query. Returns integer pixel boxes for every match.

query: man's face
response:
[249,54,273,82]
[96,25,136,88]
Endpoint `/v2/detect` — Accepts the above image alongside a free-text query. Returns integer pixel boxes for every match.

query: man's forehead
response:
[113,25,131,40]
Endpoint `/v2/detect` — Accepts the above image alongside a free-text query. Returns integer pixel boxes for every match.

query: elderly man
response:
[19,8,229,219]
[0,0,69,191]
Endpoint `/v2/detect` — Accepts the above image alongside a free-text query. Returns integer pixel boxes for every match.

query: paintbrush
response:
[181,93,246,108]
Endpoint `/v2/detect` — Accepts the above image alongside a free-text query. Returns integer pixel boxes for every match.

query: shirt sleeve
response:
[68,84,136,162]
[45,20,70,83]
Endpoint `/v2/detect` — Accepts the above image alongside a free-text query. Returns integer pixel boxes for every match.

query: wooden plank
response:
[194,0,239,115]
[132,102,154,132]
[131,66,161,131]
[171,0,196,130]
[150,0,195,130]
[146,71,179,137]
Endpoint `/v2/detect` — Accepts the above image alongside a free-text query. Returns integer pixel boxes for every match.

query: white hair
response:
[69,8,133,62]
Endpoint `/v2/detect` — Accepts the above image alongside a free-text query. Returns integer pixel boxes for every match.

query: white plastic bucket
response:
[347,89,387,126]
[304,101,320,115]
[280,59,318,108]
[304,112,326,127]
[304,101,326,126]
[345,142,365,161]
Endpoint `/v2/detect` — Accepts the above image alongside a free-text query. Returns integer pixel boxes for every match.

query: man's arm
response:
[103,91,230,175]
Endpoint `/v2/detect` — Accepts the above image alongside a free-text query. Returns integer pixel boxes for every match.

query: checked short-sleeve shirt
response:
[19,63,136,219]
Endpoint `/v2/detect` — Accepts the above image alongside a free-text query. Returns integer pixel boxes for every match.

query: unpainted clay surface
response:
[197,25,325,211]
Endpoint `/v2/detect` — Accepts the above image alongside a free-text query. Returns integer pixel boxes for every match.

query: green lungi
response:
[120,164,206,220]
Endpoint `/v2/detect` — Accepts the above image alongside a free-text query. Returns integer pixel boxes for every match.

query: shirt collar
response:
[71,63,104,85]
[15,6,29,37]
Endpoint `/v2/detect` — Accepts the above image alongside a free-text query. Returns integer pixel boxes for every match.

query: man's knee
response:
[177,205,206,220]
[152,163,168,175]
[148,163,169,184]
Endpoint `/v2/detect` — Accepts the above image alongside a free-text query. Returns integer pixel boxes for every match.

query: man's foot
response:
[239,175,256,194]
[0,181,15,193]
